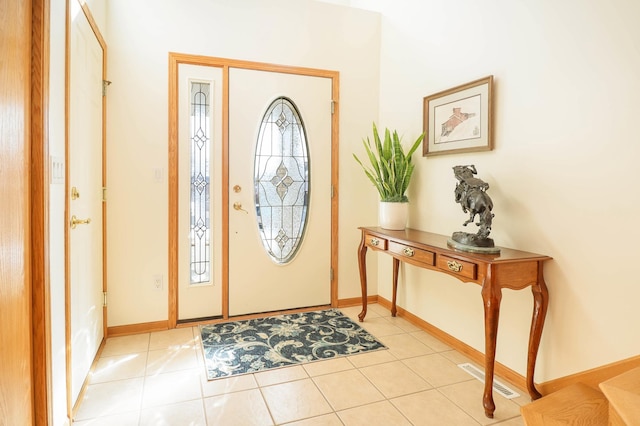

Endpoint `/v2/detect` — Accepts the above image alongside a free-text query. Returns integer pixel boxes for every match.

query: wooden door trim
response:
[31,0,52,423]
[168,53,340,328]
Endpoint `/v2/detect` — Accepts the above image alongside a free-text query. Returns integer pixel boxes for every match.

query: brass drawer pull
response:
[370,238,380,247]
[447,260,463,272]
[403,247,414,257]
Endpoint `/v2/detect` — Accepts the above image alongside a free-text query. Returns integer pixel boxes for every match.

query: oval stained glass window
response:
[254,97,310,264]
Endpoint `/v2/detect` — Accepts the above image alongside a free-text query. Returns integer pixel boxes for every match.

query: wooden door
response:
[0,0,35,423]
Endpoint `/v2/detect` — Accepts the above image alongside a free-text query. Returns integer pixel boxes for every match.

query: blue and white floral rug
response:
[200,308,386,380]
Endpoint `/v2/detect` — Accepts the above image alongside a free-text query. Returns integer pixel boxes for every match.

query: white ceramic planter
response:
[379,201,408,230]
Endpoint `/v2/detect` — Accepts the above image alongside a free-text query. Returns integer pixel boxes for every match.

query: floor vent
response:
[458,363,520,399]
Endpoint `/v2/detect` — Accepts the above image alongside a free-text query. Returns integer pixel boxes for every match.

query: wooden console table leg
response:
[391,258,399,317]
[526,262,549,400]
[357,232,368,322]
[481,265,502,419]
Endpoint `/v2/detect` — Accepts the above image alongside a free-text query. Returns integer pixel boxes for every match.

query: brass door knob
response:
[233,202,248,214]
[70,215,91,229]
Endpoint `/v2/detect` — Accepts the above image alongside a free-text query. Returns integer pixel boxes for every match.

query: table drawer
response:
[437,255,477,280]
[364,233,387,250]
[388,241,434,265]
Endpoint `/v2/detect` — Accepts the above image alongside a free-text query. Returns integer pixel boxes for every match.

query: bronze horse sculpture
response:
[451,165,497,250]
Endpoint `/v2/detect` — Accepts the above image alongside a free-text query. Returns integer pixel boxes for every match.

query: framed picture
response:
[423,76,493,156]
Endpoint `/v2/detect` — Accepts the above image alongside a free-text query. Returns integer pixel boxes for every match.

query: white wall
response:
[49,0,68,423]
[85,0,106,32]
[376,0,640,383]
[104,0,381,326]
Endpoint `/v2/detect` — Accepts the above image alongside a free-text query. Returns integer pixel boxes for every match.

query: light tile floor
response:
[73,304,530,425]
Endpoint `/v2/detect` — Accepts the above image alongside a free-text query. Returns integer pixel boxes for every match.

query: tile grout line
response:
[256,383,277,426]
[360,311,475,425]
[339,317,418,425]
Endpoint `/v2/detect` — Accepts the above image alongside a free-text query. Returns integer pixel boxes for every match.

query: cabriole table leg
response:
[481,266,502,419]
[357,232,368,322]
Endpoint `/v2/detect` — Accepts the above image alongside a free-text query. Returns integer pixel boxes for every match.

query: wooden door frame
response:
[64,0,108,418]
[32,0,51,423]
[168,53,340,328]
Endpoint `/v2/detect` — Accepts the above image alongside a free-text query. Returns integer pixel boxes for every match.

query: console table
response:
[357,226,551,418]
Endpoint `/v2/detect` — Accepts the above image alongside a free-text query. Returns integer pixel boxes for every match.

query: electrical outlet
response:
[153,274,163,291]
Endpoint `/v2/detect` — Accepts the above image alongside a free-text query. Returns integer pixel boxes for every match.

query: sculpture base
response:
[448,232,501,254]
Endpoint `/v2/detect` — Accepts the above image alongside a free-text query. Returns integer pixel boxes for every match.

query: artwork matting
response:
[423,76,493,156]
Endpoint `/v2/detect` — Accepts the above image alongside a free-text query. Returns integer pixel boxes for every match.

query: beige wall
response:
[99,0,640,386]
[104,0,381,326]
[376,0,640,383]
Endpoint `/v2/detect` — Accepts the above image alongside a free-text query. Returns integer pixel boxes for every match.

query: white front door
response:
[228,68,332,316]
[68,3,105,405]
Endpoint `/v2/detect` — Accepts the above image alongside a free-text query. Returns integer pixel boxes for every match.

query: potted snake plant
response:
[353,122,424,230]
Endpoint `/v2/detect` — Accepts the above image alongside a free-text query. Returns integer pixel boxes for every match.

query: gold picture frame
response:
[423,76,493,156]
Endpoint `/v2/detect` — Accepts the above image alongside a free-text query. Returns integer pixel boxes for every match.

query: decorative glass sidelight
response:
[190,82,211,283]
[254,97,310,264]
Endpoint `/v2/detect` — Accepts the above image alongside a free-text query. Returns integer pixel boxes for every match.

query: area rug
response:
[200,308,386,380]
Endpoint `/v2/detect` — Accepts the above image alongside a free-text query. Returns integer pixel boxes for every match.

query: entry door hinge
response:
[330,268,334,281]
[103,291,107,307]
[331,185,335,199]
[102,187,107,202]
[102,80,112,96]
[331,100,335,114]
